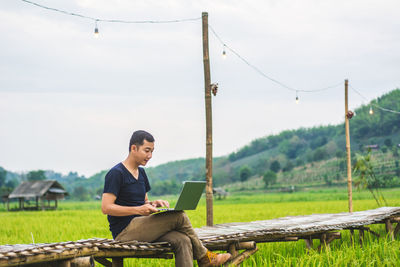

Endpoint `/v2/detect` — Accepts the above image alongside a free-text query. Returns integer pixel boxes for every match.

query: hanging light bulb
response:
[369,106,374,115]
[222,45,226,59]
[295,91,299,104]
[94,20,99,38]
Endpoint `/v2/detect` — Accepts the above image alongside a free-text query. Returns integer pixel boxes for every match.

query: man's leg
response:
[116,211,230,266]
[158,231,193,267]
[115,211,207,259]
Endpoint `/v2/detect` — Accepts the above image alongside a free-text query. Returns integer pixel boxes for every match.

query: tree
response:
[353,150,387,206]
[324,174,333,186]
[73,186,90,201]
[282,161,294,172]
[27,170,46,181]
[239,165,252,182]
[393,147,399,157]
[270,160,281,173]
[313,147,327,162]
[263,171,277,188]
[0,168,6,188]
[335,150,345,158]
[384,138,393,148]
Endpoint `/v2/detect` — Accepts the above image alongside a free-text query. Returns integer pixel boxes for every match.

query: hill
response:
[1,89,400,198]
[146,88,400,193]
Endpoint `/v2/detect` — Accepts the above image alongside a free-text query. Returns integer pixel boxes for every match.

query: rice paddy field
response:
[1,187,400,266]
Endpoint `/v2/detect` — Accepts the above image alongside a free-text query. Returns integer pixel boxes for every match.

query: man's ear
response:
[130,144,137,152]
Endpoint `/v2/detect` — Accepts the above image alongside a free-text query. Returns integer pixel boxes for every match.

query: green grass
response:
[1,188,400,266]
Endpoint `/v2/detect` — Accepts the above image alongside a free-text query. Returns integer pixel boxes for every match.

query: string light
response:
[350,85,400,115]
[222,45,227,59]
[295,91,299,104]
[94,20,99,38]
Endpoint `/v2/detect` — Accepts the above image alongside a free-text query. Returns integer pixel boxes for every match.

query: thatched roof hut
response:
[7,180,68,211]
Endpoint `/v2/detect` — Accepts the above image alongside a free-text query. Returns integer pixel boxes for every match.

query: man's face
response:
[132,140,154,166]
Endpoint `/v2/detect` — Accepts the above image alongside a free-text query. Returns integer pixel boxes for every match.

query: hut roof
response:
[8,180,68,199]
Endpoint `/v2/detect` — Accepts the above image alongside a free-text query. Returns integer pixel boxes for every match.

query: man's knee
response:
[160,231,191,249]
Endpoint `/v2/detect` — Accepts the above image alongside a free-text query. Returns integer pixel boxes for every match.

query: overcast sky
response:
[1,0,399,176]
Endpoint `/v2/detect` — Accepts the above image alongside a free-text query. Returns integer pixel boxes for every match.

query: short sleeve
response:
[141,168,151,192]
[103,169,123,196]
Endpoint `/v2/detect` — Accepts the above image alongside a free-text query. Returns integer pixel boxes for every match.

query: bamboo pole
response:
[345,79,353,212]
[202,12,214,226]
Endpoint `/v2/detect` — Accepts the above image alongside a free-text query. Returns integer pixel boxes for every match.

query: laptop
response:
[156,181,206,212]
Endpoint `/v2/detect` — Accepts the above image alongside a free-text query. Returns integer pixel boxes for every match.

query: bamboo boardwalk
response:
[1,207,399,266]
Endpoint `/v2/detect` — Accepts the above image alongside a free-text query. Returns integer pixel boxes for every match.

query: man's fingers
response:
[150,206,158,212]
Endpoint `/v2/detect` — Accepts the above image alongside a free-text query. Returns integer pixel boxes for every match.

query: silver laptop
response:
[156,181,206,212]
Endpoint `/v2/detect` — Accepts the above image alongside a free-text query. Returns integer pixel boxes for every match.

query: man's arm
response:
[101,193,158,216]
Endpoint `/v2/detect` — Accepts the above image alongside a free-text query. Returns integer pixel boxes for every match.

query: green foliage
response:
[282,161,294,172]
[0,168,6,188]
[384,138,392,147]
[26,170,46,181]
[270,160,281,173]
[263,171,277,188]
[313,147,327,161]
[239,165,252,182]
[393,147,399,157]
[72,186,91,201]
[353,150,387,206]
[150,179,181,196]
[323,174,333,186]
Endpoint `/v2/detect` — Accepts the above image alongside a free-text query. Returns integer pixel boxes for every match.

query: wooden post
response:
[202,11,214,226]
[385,219,394,241]
[112,257,123,267]
[345,79,353,213]
[228,243,238,258]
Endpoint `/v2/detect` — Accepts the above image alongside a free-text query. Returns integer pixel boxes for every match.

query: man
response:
[102,130,231,267]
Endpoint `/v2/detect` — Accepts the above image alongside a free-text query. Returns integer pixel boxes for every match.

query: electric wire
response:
[349,85,400,114]
[209,24,343,93]
[20,0,201,24]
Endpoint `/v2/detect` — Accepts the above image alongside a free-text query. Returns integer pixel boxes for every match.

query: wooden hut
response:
[7,180,68,211]
[213,187,228,199]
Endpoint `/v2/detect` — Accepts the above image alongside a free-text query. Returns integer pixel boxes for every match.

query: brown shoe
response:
[198,250,231,267]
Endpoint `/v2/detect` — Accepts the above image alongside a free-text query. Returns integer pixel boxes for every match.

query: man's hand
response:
[139,204,158,216]
[151,199,170,208]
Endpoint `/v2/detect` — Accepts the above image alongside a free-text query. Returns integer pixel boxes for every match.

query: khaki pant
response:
[115,211,208,267]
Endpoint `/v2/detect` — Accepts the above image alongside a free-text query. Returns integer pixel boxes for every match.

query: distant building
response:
[364,144,379,150]
[213,187,228,199]
[6,180,68,211]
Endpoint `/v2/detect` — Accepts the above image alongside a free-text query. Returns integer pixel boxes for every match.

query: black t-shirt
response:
[103,163,151,239]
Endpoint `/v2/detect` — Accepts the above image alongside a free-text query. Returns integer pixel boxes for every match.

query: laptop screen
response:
[174,181,206,210]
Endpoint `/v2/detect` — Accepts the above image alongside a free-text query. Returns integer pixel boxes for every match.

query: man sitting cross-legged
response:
[101,130,231,267]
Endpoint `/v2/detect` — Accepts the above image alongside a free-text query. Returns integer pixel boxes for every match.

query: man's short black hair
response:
[129,130,155,152]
